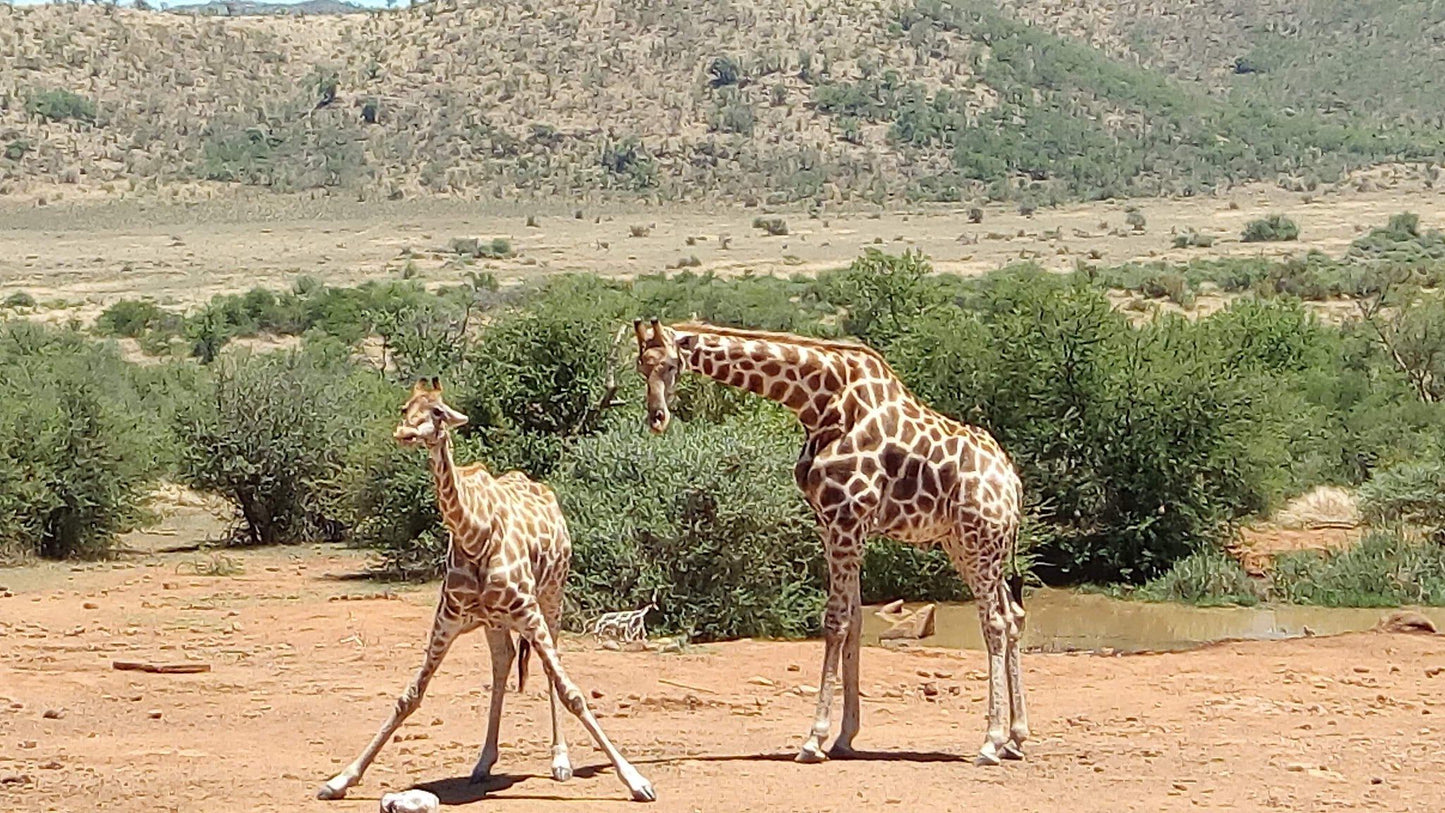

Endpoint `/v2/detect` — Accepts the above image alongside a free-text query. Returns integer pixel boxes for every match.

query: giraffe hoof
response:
[826,742,858,760]
[315,779,348,800]
[551,762,573,782]
[795,744,829,764]
[975,745,1002,767]
[630,781,657,803]
[1002,742,1025,761]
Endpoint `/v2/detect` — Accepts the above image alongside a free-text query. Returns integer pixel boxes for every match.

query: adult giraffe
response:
[633,319,1027,765]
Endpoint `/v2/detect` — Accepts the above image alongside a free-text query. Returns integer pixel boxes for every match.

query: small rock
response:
[83,602,99,610]
[380,788,441,813]
[1302,626,1317,637]
[590,688,604,699]
[786,664,800,672]
[1353,666,1370,674]
[18,740,36,749]
[1371,777,1384,785]
[933,671,953,679]
[147,709,163,719]
[0,774,33,786]
[39,760,62,770]
[880,604,936,641]
[747,676,775,687]
[162,582,178,590]
[875,599,906,620]
[921,682,939,698]
[42,708,64,720]
[1376,611,1437,635]
[1285,762,1308,772]
[600,640,621,651]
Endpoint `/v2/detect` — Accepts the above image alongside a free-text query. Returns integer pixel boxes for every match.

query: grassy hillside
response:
[0,0,1440,206]
[998,0,1445,150]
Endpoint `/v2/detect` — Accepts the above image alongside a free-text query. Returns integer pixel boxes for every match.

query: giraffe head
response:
[394,377,469,448]
[633,318,679,434]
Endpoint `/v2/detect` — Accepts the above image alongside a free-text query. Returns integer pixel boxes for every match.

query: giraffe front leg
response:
[317,605,464,800]
[827,579,863,759]
[469,627,515,784]
[524,611,654,802]
[799,539,861,764]
[973,586,1010,767]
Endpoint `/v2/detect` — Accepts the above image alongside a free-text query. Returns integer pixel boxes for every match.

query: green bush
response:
[3,291,36,309]
[1357,461,1445,539]
[458,277,632,476]
[175,344,383,546]
[553,416,825,640]
[887,273,1297,582]
[1271,533,1445,607]
[1132,550,1262,606]
[26,89,97,124]
[95,299,177,339]
[0,322,157,560]
[1241,214,1300,243]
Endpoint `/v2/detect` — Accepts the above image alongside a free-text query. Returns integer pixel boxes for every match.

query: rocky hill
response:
[0,0,1440,206]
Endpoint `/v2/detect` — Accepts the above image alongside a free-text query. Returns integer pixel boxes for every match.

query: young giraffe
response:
[633,320,1028,765]
[317,378,655,803]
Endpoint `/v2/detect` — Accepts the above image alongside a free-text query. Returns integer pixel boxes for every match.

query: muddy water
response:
[862,588,1445,653]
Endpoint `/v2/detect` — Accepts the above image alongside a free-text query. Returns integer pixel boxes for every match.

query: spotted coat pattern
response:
[635,321,1029,766]
[317,378,654,803]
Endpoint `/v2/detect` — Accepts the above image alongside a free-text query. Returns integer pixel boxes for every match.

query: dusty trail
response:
[2,538,1444,813]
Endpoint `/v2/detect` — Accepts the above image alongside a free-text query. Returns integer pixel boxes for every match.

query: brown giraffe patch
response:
[635,321,1027,767]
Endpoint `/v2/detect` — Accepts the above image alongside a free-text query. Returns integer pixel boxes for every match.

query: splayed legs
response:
[523,610,654,802]
[317,602,464,800]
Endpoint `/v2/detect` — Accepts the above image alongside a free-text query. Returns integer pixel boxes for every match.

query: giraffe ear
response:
[648,318,665,347]
[412,377,429,394]
[430,376,441,392]
[634,319,648,348]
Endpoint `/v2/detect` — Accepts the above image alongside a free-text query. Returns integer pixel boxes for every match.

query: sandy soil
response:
[3,175,1444,326]
[3,523,1444,813]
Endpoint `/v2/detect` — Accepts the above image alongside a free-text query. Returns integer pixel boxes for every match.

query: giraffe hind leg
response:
[1000,581,1029,760]
[470,627,515,784]
[543,607,573,782]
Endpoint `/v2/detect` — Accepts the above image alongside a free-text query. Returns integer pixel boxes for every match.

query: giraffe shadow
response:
[630,748,970,767]
[411,765,616,806]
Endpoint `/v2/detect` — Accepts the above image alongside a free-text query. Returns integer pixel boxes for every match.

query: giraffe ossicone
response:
[316,378,654,803]
[634,320,1029,765]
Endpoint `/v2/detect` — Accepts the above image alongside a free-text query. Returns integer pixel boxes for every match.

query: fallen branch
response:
[658,677,716,695]
[112,660,211,674]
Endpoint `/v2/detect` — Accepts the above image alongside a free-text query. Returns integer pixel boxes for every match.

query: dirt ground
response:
[3,172,1444,327]
[3,512,1445,813]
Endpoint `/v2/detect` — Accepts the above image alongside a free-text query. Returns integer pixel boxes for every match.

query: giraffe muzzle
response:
[648,409,669,434]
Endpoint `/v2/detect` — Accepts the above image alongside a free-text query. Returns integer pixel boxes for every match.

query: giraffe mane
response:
[671,321,901,375]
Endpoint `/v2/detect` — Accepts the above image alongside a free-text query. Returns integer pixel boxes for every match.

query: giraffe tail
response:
[516,635,531,693]
[1006,522,1025,609]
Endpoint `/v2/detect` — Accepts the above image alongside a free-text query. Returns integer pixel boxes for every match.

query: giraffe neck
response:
[675,328,852,433]
[427,433,469,531]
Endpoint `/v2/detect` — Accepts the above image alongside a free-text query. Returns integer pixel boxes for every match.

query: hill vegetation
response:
[0,0,1440,205]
